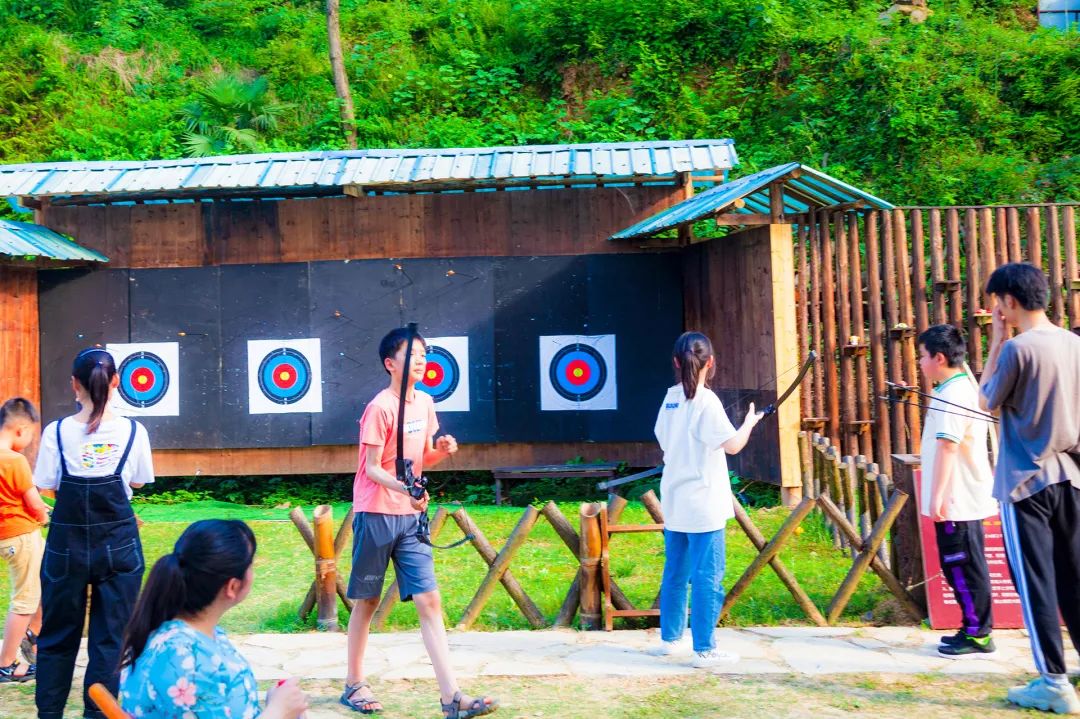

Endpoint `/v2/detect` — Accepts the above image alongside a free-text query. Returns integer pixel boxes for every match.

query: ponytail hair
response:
[673,331,715,400]
[120,519,256,667]
[72,348,116,434]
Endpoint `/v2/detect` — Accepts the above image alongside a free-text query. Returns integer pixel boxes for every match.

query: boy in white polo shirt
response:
[917,324,998,658]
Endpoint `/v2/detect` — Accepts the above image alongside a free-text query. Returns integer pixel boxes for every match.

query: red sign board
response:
[913,468,1024,630]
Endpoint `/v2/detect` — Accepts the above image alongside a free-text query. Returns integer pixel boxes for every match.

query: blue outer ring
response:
[416,345,460,403]
[117,352,170,408]
[549,344,606,402]
[257,347,312,405]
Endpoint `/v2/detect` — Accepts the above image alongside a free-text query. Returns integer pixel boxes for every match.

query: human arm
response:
[365,444,428,512]
[423,434,457,469]
[23,487,49,525]
[32,422,60,494]
[721,402,765,455]
[929,439,960,522]
[126,424,155,491]
[978,302,1012,413]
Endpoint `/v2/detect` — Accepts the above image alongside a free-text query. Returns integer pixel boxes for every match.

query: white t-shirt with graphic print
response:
[34,417,155,500]
[918,373,997,521]
[654,384,738,533]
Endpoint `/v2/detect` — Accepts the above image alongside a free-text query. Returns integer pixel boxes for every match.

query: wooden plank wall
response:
[797,204,1080,478]
[684,224,802,490]
[0,268,41,406]
[41,186,680,268]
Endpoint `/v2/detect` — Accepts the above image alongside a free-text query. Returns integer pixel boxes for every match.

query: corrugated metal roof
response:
[0,140,738,201]
[0,220,108,263]
[609,163,894,240]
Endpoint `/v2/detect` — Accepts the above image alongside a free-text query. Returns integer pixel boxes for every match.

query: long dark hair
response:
[673,331,715,400]
[72,348,116,434]
[120,520,257,666]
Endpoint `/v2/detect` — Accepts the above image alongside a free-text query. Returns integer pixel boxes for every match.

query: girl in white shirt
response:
[649,332,762,667]
[33,348,154,719]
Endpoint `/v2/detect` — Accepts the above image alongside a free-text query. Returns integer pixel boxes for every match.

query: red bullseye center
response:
[423,361,444,386]
[565,359,591,385]
[131,368,155,391]
[271,362,298,389]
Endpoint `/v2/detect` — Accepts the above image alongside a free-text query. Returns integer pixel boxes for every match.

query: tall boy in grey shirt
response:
[979,262,1080,715]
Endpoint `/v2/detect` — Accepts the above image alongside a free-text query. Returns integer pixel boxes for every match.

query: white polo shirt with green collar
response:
[919,372,998,521]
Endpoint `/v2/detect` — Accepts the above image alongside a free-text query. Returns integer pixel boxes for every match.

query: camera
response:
[400,458,429,500]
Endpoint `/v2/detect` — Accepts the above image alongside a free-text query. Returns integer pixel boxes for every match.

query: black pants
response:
[36,555,142,718]
[1001,482,1080,678]
[935,519,993,637]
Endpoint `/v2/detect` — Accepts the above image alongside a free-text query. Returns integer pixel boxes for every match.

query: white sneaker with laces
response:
[647,637,690,656]
[1007,678,1080,715]
[692,649,740,668]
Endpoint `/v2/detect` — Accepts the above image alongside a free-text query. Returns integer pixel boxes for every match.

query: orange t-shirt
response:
[0,449,39,540]
[353,388,438,515]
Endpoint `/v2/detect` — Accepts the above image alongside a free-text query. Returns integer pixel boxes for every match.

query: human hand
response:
[265,678,309,719]
[435,434,458,455]
[410,491,430,512]
[930,498,947,523]
[990,301,1007,342]
[743,402,765,429]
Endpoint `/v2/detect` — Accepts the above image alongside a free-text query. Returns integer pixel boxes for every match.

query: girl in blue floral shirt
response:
[118,520,308,719]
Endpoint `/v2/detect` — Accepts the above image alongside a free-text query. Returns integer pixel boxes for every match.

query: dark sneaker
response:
[938,634,996,658]
[939,630,966,647]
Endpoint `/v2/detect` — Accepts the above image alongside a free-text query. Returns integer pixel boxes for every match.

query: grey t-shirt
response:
[982,326,1080,503]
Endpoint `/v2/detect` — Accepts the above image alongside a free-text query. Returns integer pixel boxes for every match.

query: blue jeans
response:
[659,528,726,652]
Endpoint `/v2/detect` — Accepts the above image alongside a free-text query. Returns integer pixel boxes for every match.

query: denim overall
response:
[36,419,144,719]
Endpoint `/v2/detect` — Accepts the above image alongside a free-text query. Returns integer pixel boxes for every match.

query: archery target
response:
[107,343,180,417]
[415,336,470,412]
[247,339,323,414]
[539,335,617,411]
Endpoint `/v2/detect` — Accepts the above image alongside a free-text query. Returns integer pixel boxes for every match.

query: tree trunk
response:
[326,0,357,149]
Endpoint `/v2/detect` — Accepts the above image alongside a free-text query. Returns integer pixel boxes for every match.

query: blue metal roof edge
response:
[609,163,894,241]
[0,220,109,263]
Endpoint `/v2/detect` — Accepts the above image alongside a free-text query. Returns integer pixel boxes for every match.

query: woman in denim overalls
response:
[32,349,154,719]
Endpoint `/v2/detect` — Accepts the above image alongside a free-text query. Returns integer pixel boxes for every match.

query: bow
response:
[724,351,818,419]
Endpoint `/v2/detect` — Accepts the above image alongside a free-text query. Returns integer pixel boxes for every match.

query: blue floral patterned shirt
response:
[119,619,261,719]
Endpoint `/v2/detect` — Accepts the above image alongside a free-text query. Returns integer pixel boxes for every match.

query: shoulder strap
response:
[55,419,71,477]
[113,419,139,475]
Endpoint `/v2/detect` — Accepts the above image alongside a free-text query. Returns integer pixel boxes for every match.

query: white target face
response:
[107,342,180,417]
[247,338,323,414]
[539,334,617,411]
[415,336,470,412]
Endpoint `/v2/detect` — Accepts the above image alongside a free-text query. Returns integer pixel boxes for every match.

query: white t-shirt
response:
[919,373,997,521]
[34,416,155,500]
[654,384,737,533]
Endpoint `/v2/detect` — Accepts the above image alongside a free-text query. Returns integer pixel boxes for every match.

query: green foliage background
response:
[0,0,1077,204]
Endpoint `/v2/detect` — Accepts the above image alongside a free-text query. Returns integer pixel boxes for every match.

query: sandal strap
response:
[344,682,380,706]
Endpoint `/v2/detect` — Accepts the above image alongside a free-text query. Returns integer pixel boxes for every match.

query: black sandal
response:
[0,661,33,683]
[340,681,383,714]
[441,690,499,719]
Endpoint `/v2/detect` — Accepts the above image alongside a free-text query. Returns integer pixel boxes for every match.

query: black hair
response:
[0,397,39,428]
[121,519,256,667]
[917,324,967,368]
[672,331,715,400]
[377,327,427,374]
[985,262,1049,311]
[72,348,116,434]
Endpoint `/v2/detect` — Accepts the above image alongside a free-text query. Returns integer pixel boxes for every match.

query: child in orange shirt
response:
[0,398,49,683]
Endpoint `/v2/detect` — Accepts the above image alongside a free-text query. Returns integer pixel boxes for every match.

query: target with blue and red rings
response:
[117,351,171,408]
[549,344,607,402]
[417,345,460,403]
[257,347,312,405]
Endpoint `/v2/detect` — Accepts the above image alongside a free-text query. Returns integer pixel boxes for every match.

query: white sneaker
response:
[1007,678,1080,714]
[692,649,740,668]
[647,638,690,656]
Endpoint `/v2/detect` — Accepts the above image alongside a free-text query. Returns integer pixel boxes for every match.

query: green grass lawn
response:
[0,501,888,633]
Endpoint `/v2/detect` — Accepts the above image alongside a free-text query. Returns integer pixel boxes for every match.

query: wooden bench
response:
[490,463,618,506]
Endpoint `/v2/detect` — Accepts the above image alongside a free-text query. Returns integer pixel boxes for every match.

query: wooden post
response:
[995,206,1009,267]
[1006,206,1022,263]
[797,223,812,418]
[836,213,857,457]
[894,209,921,453]
[810,213,826,420]
[456,506,542,630]
[887,455,927,614]
[1064,206,1080,331]
[911,209,930,333]
[798,431,813,499]
[451,507,546,629]
[578,503,603,630]
[929,208,947,325]
[1026,207,1043,269]
[848,215,872,458]
[865,212,892,476]
[882,213,905,454]
[979,207,996,312]
[313,505,338,631]
[964,209,983,374]
[731,499,827,626]
[720,497,816,620]
[827,445,847,551]
[1047,207,1065,326]
[822,214,840,445]
[945,209,964,329]
[855,456,871,545]
[769,180,785,223]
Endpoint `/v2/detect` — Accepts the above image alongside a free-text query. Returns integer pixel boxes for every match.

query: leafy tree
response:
[179,74,287,156]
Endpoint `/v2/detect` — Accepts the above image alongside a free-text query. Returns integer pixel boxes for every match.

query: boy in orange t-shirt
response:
[0,398,49,683]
